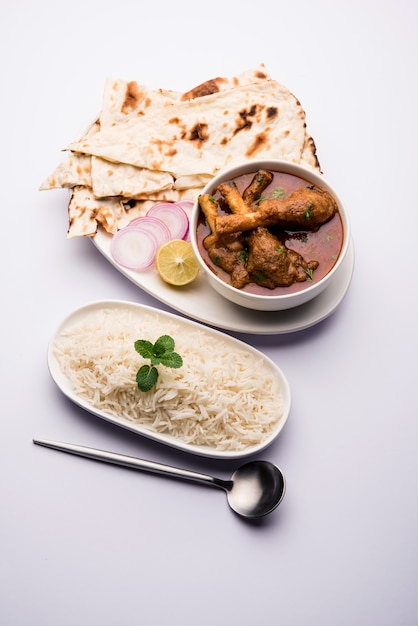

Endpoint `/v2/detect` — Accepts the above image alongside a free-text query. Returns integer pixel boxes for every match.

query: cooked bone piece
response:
[215,187,338,235]
[247,227,319,288]
[199,194,220,249]
[242,169,274,205]
[198,194,250,288]
[217,182,252,215]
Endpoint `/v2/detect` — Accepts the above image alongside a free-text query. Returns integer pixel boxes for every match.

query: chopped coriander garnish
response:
[270,186,286,199]
[134,335,183,392]
[304,202,314,220]
[304,267,314,281]
[254,271,266,283]
[255,186,286,204]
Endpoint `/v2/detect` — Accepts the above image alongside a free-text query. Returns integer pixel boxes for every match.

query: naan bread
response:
[301,134,321,171]
[173,174,213,190]
[99,63,271,128]
[99,78,181,129]
[128,186,203,203]
[69,80,308,178]
[39,120,99,191]
[67,187,128,237]
[39,154,92,190]
[41,65,320,238]
[179,64,271,100]
[90,157,174,198]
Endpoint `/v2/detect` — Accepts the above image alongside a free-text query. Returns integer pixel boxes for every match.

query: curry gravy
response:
[196,171,343,296]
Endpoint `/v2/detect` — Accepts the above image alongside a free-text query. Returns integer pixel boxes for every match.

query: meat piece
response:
[247,227,319,288]
[206,237,250,289]
[215,186,338,235]
[217,182,251,215]
[198,193,250,288]
[199,193,218,234]
[242,169,274,205]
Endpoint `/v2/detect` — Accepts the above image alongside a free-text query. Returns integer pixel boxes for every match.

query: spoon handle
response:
[33,438,229,490]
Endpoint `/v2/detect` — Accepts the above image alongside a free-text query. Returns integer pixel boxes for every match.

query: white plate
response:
[48,300,291,459]
[92,225,355,335]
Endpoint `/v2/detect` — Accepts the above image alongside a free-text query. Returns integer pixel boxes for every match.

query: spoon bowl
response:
[227,461,286,517]
[33,438,285,518]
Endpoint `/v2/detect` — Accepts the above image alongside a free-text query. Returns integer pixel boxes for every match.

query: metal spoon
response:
[33,438,285,518]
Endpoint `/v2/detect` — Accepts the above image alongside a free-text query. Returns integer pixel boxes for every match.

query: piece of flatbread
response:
[41,65,321,237]
[39,120,99,191]
[99,63,272,128]
[90,157,174,198]
[69,79,308,178]
[173,173,213,190]
[300,134,321,171]
[39,154,92,190]
[99,79,181,129]
[67,187,128,237]
[128,186,203,203]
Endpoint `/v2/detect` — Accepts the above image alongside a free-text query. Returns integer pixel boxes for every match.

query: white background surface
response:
[1,1,417,625]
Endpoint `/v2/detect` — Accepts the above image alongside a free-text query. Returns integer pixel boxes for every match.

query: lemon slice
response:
[155,239,200,286]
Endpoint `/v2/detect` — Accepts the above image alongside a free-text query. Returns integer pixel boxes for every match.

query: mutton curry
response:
[197,169,343,296]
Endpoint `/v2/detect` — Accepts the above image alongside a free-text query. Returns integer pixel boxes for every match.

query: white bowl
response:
[190,160,350,311]
[47,300,291,459]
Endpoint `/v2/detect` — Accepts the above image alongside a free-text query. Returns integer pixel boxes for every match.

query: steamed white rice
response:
[53,307,284,451]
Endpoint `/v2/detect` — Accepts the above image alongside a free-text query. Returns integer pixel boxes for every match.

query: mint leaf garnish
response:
[136,365,159,392]
[160,352,183,368]
[134,339,155,359]
[153,334,175,357]
[134,335,183,392]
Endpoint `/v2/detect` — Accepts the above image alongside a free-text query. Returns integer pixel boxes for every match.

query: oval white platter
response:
[92,218,355,335]
[47,300,291,459]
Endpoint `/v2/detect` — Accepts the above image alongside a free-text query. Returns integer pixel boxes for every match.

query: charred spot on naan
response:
[180,64,271,101]
[267,106,279,120]
[186,122,209,145]
[167,117,210,148]
[121,81,147,114]
[181,78,226,100]
[246,132,271,158]
[234,103,278,135]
